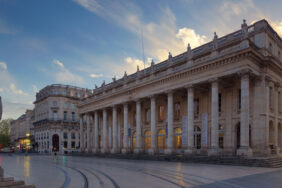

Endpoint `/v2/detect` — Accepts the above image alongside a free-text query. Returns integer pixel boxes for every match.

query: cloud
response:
[52,59,84,85]
[90,73,103,78]
[53,59,64,68]
[270,21,282,37]
[32,85,39,93]
[9,83,28,96]
[176,28,207,48]
[74,0,207,62]
[0,19,18,35]
[1,100,33,120]
[0,62,7,70]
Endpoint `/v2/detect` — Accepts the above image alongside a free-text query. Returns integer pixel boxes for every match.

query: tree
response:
[0,119,13,148]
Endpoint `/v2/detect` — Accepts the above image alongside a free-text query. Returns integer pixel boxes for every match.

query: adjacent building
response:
[10,110,34,151]
[33,84,91,154]
[78,19,282,157]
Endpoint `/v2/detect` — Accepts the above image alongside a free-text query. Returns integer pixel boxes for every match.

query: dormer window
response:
[269,43,273,53]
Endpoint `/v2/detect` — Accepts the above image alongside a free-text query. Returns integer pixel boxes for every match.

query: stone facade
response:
[78,20,282,157]
[10,110,34,151]
[33,84,92,154]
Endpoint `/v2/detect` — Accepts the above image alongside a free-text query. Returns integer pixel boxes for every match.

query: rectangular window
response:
[238,89,241,110]
[159,105,164,121]
[64,111,67,121]
[270,87,273,109]
[145,108,150,123]
[64,141,68,149]
[63,132,68,139]
[174,102,181,120]
[279,92,282,112]
[71,141,75,149]
[53,111,58,120]
[72,112,75,121]
[64,103,68,108]
[53,101,57,106]
[218,93,222,113]
[194,98,199,117]
[71,103,75,109]
[71,132,75,139]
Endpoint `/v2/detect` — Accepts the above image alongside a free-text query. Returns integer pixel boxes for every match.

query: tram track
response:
[69,167,89,188]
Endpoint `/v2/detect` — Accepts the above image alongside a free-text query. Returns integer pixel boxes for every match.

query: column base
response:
[148,148,157,155]
[134,148,144,154]
[122,148,130,154]
[111,148,120,154]
[101,148,109,154]
[184,148,196,155]
[236,146,253,157]
[92,148,100,154]
[207,148,219,156]
[164,148,174,155]
[274,146,280,155]
[86,148,92,153]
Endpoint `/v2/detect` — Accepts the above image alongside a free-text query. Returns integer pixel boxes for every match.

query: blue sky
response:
[0,0,281,119]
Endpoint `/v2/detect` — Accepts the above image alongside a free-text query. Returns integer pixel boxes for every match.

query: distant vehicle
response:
[2,147,11,153]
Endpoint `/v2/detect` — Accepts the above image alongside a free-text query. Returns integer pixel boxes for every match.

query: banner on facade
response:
[201,113,208,146]
[182,116,188,146]
[118,125,121,147]
[109,126,112,148]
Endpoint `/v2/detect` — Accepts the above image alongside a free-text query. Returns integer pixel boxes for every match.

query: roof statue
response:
[241,19,249,39]
[213,32,218,49]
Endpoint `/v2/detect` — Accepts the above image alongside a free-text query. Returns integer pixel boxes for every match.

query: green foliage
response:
[0,119,13,148]
[0,118,13,135]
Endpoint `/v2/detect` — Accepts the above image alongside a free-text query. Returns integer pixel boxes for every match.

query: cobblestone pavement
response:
[1,153,282,188]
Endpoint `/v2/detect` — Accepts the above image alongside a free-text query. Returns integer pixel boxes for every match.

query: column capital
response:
[148,94,156,99]
[237,68,252,78]
[208,77,218,83]
[166,89,174,95]
[185,84,194,89]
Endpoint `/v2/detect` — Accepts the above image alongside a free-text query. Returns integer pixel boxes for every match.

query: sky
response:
[0,0,282,119]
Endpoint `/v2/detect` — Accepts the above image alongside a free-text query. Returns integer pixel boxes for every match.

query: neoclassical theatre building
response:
[78,19,282,157]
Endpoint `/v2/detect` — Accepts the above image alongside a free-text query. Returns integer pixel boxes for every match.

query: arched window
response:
[157,129,166,149]
[132,132,136,149]
[144,131,151,149]
[174,128,182,149]
[219,124,224,149]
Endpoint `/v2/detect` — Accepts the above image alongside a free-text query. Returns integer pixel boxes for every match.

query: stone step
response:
[0,180,25,187]
[0,177,14,182]
[7,185,35,188]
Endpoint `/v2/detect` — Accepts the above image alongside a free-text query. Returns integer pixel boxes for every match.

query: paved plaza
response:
[1,154,282,188]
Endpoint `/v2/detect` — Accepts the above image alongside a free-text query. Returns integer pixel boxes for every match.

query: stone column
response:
[67,131,71,153]
[75,131,79,150]
[122,103,129,154]
[86,114,91,153]
[59,131,63,154]
[79,115,84,152]
[274,84,280,154]
[237,73,253,156]
[149,96,157,155]
[102,109,107,153]
[208,79,219,155]
[165,91,174,154]
[135,100,143,154]
[94,111,99,152]
[111,106,118,153]
[185,86,195,154]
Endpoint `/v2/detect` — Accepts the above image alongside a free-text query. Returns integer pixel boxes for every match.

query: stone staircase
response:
[73,152,282,168]
[0,167,35,188]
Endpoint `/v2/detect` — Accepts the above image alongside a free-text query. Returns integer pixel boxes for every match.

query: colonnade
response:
[79,74,252,156]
